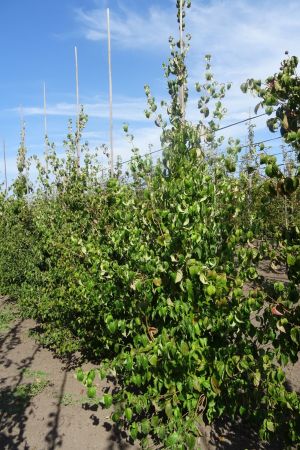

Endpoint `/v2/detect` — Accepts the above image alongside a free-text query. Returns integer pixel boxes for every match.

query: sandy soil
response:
[1,289,299,450]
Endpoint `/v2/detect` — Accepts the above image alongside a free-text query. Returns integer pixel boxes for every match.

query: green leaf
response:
[175,270,183,283]
[239,406,246,416]
[149,355,158,366]
[111,412,120,422]
[240,83,248,93]
[199,273,208,284]
[87,369,95,382]
[166,432,179,447]
[274,282,284,293]
[153,277,162,287]
[276,367,285,382]
[186,434,196,449]
[282,114,289,130]
[253,370,261,387]
[206,285,216,296]
[291,327,300,345]
[76,369,84,382]
[107,321,117,334]
[86,378,93,388]
[254,102,262,114]
[266,420,275,432]
[211,375,221,394]
[151,415,159,427]
[180,341,189,356]
[130,423,138,440]
[125,407,133,421]
[87,386,96,399]
[287,254,296,266]
[141,419,151,435]
[103,394,113,408]
[165,401,173,419]
[192,376,201,392]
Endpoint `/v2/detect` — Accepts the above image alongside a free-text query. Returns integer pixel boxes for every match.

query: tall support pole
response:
[179,0,185,121]
[20,105,29,196]
[3,140,7,194]
[75,46,80,168]
[43,82,48,172]
[107,8,114,177]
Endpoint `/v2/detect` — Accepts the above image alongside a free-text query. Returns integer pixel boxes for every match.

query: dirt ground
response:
[0,292,299,450]
[0,296,138,450]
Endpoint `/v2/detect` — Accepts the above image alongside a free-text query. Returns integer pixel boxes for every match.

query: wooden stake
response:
[107,8,114,177]
[3,140,7,193]
[179,0,185,120]
[75,46,80,167]
[20,105,29,196]
[43,82,48,172]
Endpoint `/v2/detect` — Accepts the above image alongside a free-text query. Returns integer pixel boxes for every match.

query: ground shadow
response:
[44,370,67,450]
[103,422,135,450]
[0,312,41,450]
[206,416,294,450]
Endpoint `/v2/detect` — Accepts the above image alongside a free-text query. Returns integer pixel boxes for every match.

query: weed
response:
[0,305,17,332]
[21,368,48,379]
[13,380,49,400]
[59,393,76,406]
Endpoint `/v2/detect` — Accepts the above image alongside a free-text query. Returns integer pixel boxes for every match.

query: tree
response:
[241,54,300,159]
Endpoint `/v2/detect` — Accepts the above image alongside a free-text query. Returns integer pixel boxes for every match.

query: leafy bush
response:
[0,1,299,448]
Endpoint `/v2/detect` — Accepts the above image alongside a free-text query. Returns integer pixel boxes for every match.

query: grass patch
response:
[0,380,49,415]
[55,392,102,407]
[14,380,49,400]
[59,393,76,406]
[0,305,17,332]
[21,368,48,379]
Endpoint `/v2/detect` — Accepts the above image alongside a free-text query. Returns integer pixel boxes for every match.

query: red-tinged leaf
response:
[271,305,284,316]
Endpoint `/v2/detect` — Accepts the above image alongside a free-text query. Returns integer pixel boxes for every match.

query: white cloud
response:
[75,5,174,49]
[75,0,300,131]
[10,96,148,122]
[183,0,300,140]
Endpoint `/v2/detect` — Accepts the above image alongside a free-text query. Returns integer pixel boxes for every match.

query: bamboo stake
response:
[179,0,185,120]
[20,105,29,196]
[107,8,114,177]
[43,82,48,172]
[3,140,7,193]
[75,46,80,168]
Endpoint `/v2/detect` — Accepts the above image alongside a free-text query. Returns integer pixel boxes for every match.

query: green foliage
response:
[0,304,16,332]
[0,198,40,299]
[242,54,300,158]
[0,2,299,449]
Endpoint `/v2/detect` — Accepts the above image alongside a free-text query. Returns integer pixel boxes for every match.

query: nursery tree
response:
[242,54,300,158]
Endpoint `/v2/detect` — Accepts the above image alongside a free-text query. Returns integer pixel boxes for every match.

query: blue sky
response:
[1,0,300,182]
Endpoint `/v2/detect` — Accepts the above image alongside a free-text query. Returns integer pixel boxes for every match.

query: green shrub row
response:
[0,1,299,447]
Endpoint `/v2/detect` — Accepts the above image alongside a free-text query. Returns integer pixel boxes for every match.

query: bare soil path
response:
[0,296,137,450]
